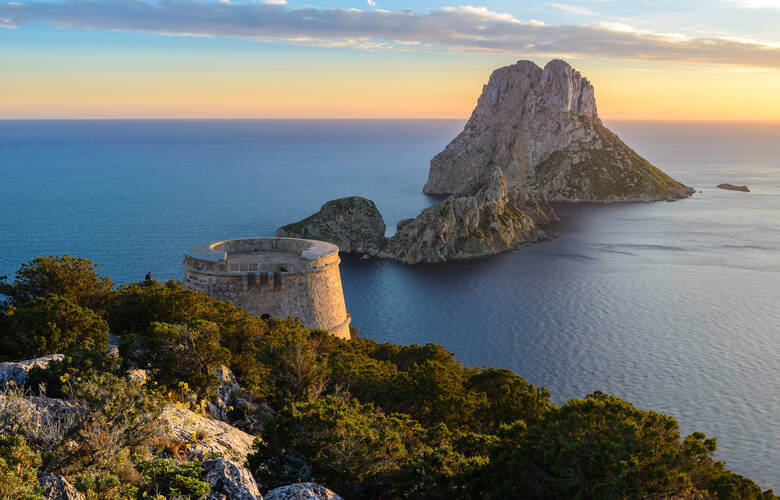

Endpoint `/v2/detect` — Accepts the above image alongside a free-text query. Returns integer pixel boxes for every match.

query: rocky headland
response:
[424,59,694,202]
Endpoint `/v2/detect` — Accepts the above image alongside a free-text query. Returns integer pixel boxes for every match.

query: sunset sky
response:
[2,0,780,120]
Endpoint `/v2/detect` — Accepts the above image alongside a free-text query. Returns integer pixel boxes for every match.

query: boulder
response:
[39,474,85,500]
[383,168,558,264]
[126,368,149,383]
[207,365,243,422]
[425,59,694,202]
[204,457,262,500]
[207,365,273,435]
[161,406,256,464]
[396,218,414,230]
[264,482,343,500]
[717,183,750,192]
[0,354,64,386]
[276,197,386,253]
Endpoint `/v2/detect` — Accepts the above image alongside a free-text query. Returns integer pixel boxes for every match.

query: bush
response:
[0,255,113,312]
[135,458,210,498]
[479,392,773,499]
[26,349,122,398]
[48,373,165,475]
[0,434,45,500]
[255,320,331,406]
[120,320,231,402]
[107,280,272,398]
[74,470,136,500]
[250,395,427,498]
[0,295,109,361]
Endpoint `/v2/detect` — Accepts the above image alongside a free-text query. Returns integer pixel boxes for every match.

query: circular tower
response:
[183,237,351,339]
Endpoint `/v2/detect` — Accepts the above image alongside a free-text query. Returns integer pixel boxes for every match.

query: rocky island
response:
[279,60,696,265]
[277,169,559,264]
[425,60,694,202]
[718,183,750,192]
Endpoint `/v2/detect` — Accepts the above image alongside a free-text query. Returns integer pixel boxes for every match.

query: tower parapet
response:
[183,237,351,339]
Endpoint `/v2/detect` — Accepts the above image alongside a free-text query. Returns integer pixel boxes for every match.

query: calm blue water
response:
[1,119,778,488]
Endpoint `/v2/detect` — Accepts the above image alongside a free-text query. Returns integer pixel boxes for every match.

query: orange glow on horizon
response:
[2,57,779,120]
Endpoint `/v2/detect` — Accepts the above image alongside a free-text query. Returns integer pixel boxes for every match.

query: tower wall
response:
[183,238,351,339]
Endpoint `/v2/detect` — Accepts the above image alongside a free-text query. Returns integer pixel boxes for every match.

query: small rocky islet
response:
[278,59,694,263]
[717,183,750,192]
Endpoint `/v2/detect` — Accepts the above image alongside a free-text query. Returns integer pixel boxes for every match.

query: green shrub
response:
[26,349,122,398]
[107,280,272,398]
[0,434,45,500]
[479,391,772,500]
[255,320,330,406]
[0,295,109,361]
[120,320,230,402]
[0,255,113,313]
[136,458,210,498]
[48,373,164,476]
[250,394,427,498]
[74,471,136,500]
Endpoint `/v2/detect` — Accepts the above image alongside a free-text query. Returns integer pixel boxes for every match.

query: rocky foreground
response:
[425,59,694,202]
[0,356,342,500]
[277,169,559,264]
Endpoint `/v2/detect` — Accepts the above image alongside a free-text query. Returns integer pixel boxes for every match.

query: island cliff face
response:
[424,59,694,202]
[277,171,558,265]
[383,169,557,264]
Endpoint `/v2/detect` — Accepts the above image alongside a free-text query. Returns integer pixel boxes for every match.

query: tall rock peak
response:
[424,59,693,202]
[538,59,599,119]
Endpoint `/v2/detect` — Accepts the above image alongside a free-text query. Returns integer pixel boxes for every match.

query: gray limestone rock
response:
[161,405,256,464]
[39,474,85,500]
[207,365,274,434]
[385,168,558,264]
[424,59,694,202]
[264,482,343,500]
[208,365,243,422]
[276,197,386,253]
[204,457,262,500]
[0,354,64,386]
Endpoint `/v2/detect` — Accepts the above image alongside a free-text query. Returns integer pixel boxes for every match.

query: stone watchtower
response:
[183,237,351,339]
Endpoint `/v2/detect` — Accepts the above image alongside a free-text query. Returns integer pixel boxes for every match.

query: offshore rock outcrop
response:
[717,183,750,192]
[277,170,558,265]
[383,169,558,264]
[424,59,694,202]
[276,197,386,253]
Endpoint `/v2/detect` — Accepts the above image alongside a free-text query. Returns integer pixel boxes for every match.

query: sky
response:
[1,0,780,119]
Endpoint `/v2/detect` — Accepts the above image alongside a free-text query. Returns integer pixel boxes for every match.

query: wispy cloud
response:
[728,0,780,8]
[548,3,600,16]
[0,1,779,69]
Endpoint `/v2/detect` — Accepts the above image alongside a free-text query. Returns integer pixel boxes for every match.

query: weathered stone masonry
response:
[183,238,351,339]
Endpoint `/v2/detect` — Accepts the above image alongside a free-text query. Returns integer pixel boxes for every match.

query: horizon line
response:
[3,117,780,123]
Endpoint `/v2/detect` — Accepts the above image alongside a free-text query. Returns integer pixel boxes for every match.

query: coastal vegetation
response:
[0,256,775,499]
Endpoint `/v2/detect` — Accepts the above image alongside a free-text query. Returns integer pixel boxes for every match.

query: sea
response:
[0,119,778,489]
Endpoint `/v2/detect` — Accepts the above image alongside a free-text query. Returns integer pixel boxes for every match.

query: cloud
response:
[0,1,779,69]
[366,0,376,7]
[547,3,600,16]
[729,0,780,8]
